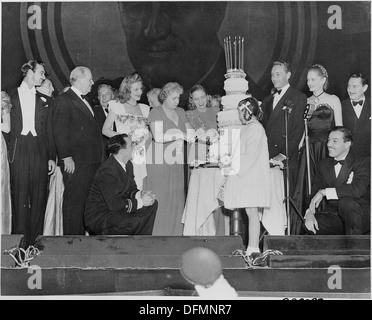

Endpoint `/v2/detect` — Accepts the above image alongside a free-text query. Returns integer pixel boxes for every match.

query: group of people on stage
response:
[1,58,370,260]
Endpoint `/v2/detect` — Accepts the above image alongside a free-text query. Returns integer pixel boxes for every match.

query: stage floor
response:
[1,235,370,297]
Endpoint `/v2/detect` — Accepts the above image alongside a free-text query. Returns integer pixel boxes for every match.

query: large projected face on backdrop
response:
[15,1,338,99]
[118,2,227,91]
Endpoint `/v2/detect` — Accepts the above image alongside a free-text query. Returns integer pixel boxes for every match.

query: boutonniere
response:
[40,97,49,107]
[347,171,354,184]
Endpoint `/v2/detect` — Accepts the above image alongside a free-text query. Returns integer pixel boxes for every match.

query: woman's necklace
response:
[313,91,324,104]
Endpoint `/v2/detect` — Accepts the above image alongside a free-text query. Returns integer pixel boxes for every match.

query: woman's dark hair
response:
[238,97,263,124]
[107,133,129,155]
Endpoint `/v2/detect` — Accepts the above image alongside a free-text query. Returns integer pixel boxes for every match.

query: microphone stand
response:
[283,105,304,236]
[304,117,312,195]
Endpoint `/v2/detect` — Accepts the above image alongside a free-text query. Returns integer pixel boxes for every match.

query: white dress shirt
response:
[115,157,143,209]
[273,83,290,109]
[18,81,37,136]
[102,105,109,117]
[351,97,365,119]
[70,86,94,116]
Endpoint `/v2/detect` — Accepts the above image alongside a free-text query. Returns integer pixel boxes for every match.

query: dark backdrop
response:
[1,1,370,106]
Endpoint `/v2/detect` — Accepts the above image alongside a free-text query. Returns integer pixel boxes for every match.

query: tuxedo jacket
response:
[260,86,307,160]
[341,97,371,158]
[310,152,370,206]
[9,89,56,161]
[93,104,110,163]
[53,88,102,164]
[84,156,140,232]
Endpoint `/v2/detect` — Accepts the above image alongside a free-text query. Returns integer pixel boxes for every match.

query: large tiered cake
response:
[217,70,250,130]
[207,36,249,164]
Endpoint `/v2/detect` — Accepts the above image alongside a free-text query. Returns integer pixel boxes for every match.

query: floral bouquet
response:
[205,128,219,145]
[130,128,150,156]
[219,153,234,176]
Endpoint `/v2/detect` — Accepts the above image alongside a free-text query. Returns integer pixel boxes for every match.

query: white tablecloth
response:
[182,168,226,236]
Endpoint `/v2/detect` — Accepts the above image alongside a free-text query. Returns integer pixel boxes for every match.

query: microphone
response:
[283,98,295,114]
[303,104,311,119]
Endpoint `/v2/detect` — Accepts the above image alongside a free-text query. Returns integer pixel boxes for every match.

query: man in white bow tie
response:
[9,60,56,248]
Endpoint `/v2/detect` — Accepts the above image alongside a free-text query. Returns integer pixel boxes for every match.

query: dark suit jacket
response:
[260,86,307,161]
[341,97,370,158]
[93,104,110,163]
[9,88,56,161]
[310,152,370,207]
[53,88,102,164]
[84,156,140,232]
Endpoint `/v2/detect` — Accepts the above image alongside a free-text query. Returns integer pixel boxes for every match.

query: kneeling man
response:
[305,126,370,235]
[84,134,157,235]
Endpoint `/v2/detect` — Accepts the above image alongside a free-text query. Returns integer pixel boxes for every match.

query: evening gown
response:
[1,132,11,234]
[109,101,150,190]
[145,106,188,235]
[291,103,335,234]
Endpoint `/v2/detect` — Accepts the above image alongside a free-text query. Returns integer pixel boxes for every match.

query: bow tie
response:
[104,107,109,113]
[273,89,282,95]
[352,100,363,107]
[333,159,345,166]
[81,94,88,101]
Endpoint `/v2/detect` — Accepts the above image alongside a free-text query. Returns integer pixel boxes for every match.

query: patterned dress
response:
[108,101,150,190]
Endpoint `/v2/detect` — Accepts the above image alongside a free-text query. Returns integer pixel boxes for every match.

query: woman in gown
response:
[182,85,225,236]
[146,82,195,235]
[223,97,271,257]
[102,73,150,190]
[1,91,12,234]
[291,64,343,234]
[186,85,219,163]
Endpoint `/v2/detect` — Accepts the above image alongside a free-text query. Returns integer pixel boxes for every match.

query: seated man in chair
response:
[304,126,370,235]
[84,134,157,235]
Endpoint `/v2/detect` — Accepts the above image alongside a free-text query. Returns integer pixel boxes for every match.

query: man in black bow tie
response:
[304,127,370,235]
[53,66,103,235]
[341,73,370,158]
[260,60,307,194]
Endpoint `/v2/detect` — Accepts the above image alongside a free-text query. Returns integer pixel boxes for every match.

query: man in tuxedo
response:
[260,60,307,192]
[84,134,157,235]
[341,73,370,158]
[9,60,56,248]
[36,77,57,162]
[94,84,115,163]
[53,66,103,235]
[304,127,370,235]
